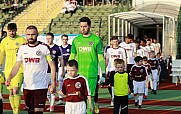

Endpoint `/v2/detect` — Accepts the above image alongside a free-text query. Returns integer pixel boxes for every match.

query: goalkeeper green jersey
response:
[71,34,104,78]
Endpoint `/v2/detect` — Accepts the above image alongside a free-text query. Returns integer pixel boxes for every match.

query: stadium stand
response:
[43,5,122,45]
[0,0,34,27]
[5,0,64,35]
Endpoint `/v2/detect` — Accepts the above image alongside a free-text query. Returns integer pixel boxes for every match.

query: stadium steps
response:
[43,5,119,37]
[6,0,64,34]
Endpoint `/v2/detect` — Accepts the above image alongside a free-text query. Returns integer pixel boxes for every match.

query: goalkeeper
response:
[69,17,106,114]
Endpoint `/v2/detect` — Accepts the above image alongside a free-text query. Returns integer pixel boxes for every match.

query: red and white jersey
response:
[151,43,161,54]
[62,75,91,102]
[106,47,127,71]
[136,48,144,57]
[130,65,148,81]
[140,46,150,57]
[147,58,159,70]
[143,63,152,75]
[119,42,136,64]
[17,42,52,90]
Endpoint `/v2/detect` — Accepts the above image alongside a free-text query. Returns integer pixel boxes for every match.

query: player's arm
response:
[128,74,134,95]
[46,49,56,93]
[5,61,22,86]
[69,39,77,60]
[144,67,149,87]
[121,48,127,71]
[0,44,5,68]
[97,40,106,74]
[58,48,65,76]
[87,95,93,112]
[104,71,115,85]
[98,54,106,75]
[105,50,109,67]
[133,43,137,57]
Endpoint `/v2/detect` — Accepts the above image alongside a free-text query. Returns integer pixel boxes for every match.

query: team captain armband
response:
[46,54,53,61]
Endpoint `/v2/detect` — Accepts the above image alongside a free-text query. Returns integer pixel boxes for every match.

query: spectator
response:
[61,0,77,16]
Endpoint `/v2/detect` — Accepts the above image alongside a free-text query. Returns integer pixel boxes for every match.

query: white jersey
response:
[151,43,161,54]
[147,45,155,52]
[17,42,52,90]
[106,47,127,71]
[140,46,150,57]
[119,42,136,64]
[137,48,144,57]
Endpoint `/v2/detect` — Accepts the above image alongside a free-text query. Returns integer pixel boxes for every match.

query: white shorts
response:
[133,80,145,94]
[47,73,58,84]
[147,74,152,82]
[152,69,158,81]
[65,101,86,114]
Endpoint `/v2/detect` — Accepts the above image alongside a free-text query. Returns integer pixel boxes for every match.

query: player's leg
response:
[94,76,99,113]
[46,73,56,112]
[34,89,48,114]
[87,77,97,114]
[11,73,23,114]
[120,95,128,114]
[0,75,4,99]
[137,81,145,109]
[113,95,121,114]
[144,75,151,99]
[56,67,64,105]
[152,70,158,94]
[133,80,138,106]
[0,98,3,114]
[111,86,114,106]
[0,83,3,99]
[127,64,134,99]
[23,89,34,114]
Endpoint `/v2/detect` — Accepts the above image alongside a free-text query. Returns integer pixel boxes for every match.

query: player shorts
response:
[65,101,86,114]
[87,77,98,96]
[152,69,158,81]
[133,80,145,94]
[5,73,23,90]
[47,73,58,84]
[147,74,152,82]
[23,89,48,110]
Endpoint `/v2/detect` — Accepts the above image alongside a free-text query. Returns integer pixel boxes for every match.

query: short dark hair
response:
[79,17,91,26]
[147,38,151,41]
[114,59,125,66]
[26,25,38,32]
[67,60,78,69]
[140,38,146,44]
[110,36,118,41]
[142,56,148,61]
[134,56,143,63]
[46,32,54,38]
[126,34,134,39]
[61,34,68,39]
[7,23,17,30]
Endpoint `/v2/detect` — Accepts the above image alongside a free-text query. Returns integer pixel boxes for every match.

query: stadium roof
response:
[109,11,172,27]
[109,0,180,27]
[132,1,180,19]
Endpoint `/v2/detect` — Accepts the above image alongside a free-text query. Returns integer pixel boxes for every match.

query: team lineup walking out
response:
[0,16,167,114]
